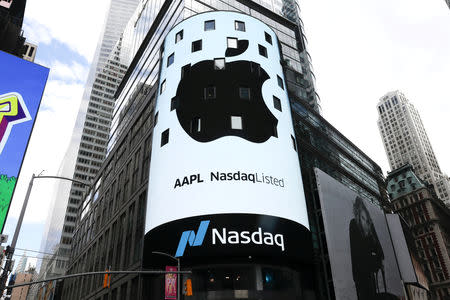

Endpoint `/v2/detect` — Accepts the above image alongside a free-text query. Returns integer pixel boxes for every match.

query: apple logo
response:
[171,39,279,143]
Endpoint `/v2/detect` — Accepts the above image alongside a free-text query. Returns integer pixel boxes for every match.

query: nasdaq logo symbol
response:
[0,92,31,154]
[175,220,210,257]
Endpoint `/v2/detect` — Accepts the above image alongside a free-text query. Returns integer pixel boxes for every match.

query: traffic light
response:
[184,278,193,296]
[103,269,111,288]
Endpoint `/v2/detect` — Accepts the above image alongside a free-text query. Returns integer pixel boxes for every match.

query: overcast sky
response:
[300,0,450,174]
[3,0,450,265]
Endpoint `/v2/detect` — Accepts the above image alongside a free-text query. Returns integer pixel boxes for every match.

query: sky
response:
[2,0,450,270]
[2,0,110,269]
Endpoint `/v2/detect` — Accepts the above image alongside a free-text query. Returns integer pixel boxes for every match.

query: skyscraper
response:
[37,0,139,283]
[59,0,400,299]
[13,251,27,274]
[377,90,450,205]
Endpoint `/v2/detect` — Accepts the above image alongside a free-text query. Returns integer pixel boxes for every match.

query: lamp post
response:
[152,251,181,300]
[0,173,91,293]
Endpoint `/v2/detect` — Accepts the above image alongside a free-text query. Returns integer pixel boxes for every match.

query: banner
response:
[0,50,49,232]
[165,266,177,299]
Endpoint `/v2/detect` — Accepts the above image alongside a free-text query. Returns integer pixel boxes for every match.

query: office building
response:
[57,1,414,297]
[36,0,139,290]
[10,272,32,300]
[14,251,27,274]
[377,90,450,205]
[0,0,26,57]
[387,164,450,300]
[21,41,37,62]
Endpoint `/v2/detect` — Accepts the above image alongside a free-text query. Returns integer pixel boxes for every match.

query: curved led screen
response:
[145,12,309,261]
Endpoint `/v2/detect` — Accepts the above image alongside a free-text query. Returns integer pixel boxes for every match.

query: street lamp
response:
[152,251,181,300]
[0,173,91,293]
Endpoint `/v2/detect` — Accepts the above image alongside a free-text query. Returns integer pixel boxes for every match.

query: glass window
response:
[192,39,202,52]
[239,87,250,100]
[154,112,158,125]
[277,75,284,90]
[167,53,174,67]
[258,44,267,57]
[191,117,201,133]
[171,97,177,111]
[175,30,183,43]
[291,135,297,151]
[161,129,169,147]
[235,21,245,31]
[231,116,243,130]
[227,37,238,49]
[204,20,215,31]
[265,32,272,44]
[204,86,216,99]
[273,96,282,111]
[181,64,191,78]
[214,58,225,70]
[160,80,166,94]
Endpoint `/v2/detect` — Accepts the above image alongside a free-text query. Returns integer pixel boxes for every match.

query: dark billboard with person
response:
[315,168,405,300]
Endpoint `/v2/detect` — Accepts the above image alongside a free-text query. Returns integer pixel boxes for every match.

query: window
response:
[160,79,166,94]
[214,58,225,70]
[175,30,183,43]
[191,118,201,133]
[235,20,245,31]
[161,129,169,147]
[167,53,174,67]
[154,111,158,125]
[277,75,284,90]
[291,135,297,151]
[204,86,216,99]
[171,97,177,111]
[204,20,215,31]
[239,87,250,100]
[181,64,190,78]
[227,37,238,49]
[258,44,267,57]
[265,32,272,44]
[192,39,202,52]
[231,116,243,130]
[273,96,282,111]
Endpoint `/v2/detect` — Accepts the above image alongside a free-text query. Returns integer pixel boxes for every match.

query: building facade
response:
[60,2,397,298]
[36,0,140,290]
[10,272,32,300]
[0,0,27,57]
[377,90,450,206]
[387,164,450,300]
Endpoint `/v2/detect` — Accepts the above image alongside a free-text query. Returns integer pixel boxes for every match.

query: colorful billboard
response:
[145,12,309,262]
[165,266,177,299]
[314,168,405,300]
[0,50,49,232]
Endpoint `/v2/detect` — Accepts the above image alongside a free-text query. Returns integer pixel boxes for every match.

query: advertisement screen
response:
[0,50,49,232]
[144,12,309,262]
[314,168,404,300]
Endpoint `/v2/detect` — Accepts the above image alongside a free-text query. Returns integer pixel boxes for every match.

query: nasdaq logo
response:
[175,220,210,257]
[0,92,31,154]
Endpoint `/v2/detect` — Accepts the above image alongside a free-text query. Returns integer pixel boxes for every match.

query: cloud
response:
[23,0,110,62]
[4,79,84,223]
[47,60,89,83]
